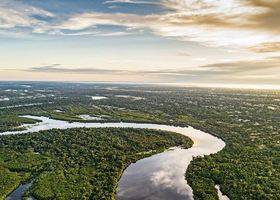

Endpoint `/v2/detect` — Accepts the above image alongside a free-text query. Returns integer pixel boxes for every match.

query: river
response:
[1,115,229,200]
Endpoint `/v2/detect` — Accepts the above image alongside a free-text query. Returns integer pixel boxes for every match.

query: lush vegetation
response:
[0,82,279,199]
[0,127,192,200]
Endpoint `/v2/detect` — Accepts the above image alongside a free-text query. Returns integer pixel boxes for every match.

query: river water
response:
[1,115,228,200]
[5,182,33,200]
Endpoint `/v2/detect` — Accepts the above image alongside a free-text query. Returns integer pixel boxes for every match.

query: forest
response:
[0,82,279,199]
[0,127,192,200]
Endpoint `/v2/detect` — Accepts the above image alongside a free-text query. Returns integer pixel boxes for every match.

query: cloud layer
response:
[24,56,280,85]
[0,0,280,52]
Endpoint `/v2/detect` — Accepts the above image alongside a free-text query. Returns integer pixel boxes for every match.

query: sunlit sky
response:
[0,0,280,88]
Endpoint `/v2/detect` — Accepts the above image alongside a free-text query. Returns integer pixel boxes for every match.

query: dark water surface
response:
[5,182,33,200]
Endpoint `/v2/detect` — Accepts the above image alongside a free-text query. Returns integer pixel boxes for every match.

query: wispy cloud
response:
[0,0,54,36]
[200,56,280,73]
[103,0,159,5]
[25,64,130,74]
[248,42,280,53]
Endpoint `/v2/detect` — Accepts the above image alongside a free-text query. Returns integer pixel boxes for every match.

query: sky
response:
[0,0,280,88]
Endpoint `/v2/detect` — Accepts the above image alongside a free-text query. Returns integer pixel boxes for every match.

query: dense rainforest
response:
[0,127,192,200]
[0,82,279,199]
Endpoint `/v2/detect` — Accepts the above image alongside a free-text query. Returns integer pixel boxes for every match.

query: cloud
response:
[245,0,280,34]
[104,0,160,5]
[0,0,54,35]
[0,1,136,38]
[56,12,156,31]
[200,56,280,73]
[194,56,280,84]
[248,42,280,53]
[235,74,278,80]
[1,0,280,53]
[25,64,130,74]
[49,0,280,49]
[48,30,132,37]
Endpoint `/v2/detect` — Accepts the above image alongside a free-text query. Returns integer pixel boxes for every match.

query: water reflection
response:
[116,149,193,200]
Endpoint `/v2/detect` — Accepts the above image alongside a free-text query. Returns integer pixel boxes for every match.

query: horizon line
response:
[0,80,280,90]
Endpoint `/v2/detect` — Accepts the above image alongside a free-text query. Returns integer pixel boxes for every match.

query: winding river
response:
[1,116,228,200]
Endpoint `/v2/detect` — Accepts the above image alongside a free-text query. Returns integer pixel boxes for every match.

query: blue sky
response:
[0,0,280,88]
[18,0,167,15]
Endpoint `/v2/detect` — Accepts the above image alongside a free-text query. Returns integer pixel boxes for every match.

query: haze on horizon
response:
[0,0,279,89]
